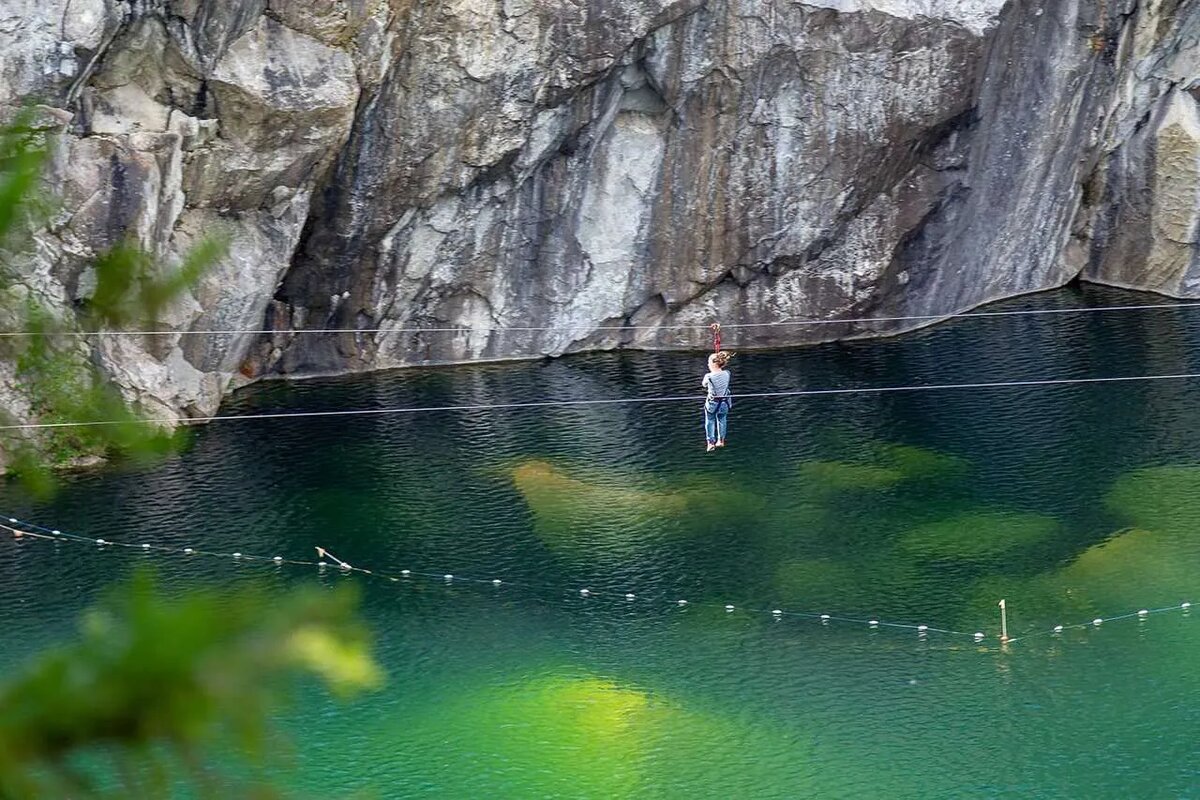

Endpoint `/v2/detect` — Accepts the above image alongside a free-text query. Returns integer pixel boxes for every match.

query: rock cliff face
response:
[0,0,1197,422]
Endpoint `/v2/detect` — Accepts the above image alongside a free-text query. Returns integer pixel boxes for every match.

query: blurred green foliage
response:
[0,571,382,799]
[0,111,47,249]
[85,236,227,331]
[0,109,228,495]
[0,113,380,800]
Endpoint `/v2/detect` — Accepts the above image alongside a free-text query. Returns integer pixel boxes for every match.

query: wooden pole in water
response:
[999,598,1009,642]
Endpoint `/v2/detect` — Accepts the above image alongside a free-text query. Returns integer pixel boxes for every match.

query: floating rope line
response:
[2,300,1199,337]
[3,370,1200,431]
[2,519,319,568]
[6,513,1194,649]
[1004,602,1193,645]
[1,514,976,641]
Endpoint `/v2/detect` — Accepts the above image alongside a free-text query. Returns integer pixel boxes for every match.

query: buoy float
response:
[401,569,411,576]
[444,574,453,581]
[868,619,879,627]
[95,539,106,545]
[141,543,151,549]
[820,614,830,622]
[625,593,636,601]
[676,599,688,606]
[725,604,735,612]
[492,579,502,586]
[1138,609,1149,617]
[580,588,591,597]
[1182,602,1192,609]
[1092,618,1103,626]
[917,625,928,632]
[184,548,194,555]
[974,632,984,641]
[1053,625,1064,633]
[318,561,327,567]
[772,609,782,616]
[233,552,242,558]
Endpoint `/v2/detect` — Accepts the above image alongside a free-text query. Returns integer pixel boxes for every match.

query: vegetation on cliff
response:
[0,111,226,494]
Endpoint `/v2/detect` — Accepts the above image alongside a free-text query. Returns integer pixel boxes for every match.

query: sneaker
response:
[706,443,716,452]
[716,440,726,448]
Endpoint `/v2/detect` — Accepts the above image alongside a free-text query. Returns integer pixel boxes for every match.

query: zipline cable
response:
[3,370,1200,431]
[2,301,1200,337]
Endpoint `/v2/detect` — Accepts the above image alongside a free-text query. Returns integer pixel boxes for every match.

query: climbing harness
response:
[706,321,731,409]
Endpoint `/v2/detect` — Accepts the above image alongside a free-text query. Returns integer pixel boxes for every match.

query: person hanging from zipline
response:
[702,323,733,452]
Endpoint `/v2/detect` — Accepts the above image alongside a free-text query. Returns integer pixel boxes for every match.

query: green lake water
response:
[2,285,1199,798]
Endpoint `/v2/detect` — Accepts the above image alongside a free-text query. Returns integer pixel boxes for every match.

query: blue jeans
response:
[704,399,729,443]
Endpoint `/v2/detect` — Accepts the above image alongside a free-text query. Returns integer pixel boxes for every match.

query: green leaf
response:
[0,109,49,247]
[0,572,382,798]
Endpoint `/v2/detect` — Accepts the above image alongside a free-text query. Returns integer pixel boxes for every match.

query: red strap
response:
[711,323,721,353]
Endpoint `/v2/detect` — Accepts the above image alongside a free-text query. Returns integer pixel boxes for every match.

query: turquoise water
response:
[2,285,1200,797]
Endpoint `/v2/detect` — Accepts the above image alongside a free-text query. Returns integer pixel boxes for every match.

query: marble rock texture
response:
[0,0,1196,427]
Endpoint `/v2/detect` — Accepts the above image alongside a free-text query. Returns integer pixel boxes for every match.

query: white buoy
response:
[318,561,327,567]
[401,569,411,576]
[184,548,194,554]
[7,518,15,523]
[1053,625,1064,633]
[52,530,60,535]
[974,632,984,641]
[1183,602,1192,609]
[95,539,106,545]
[625,593,636,601]
[917,625,928,632]
[580,588,591,597]
[820,614,830,622]
[868,619,879,627]
[772,609,782,616]
[1092,618,1103,626]
[1138,609,1149,617]
[233,552,242,558]
[676,599,688,606]
[141,543,151,549]
[492,579,502,586]
[725,605,735,612]
[444,574,453,581]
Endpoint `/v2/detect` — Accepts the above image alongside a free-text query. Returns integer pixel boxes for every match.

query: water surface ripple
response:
[2,286,1199,798]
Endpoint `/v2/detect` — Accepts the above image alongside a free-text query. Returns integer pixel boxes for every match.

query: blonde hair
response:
[709,350,732,368]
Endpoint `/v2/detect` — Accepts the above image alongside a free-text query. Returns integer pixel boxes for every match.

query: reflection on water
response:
[2,285,1200,797]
